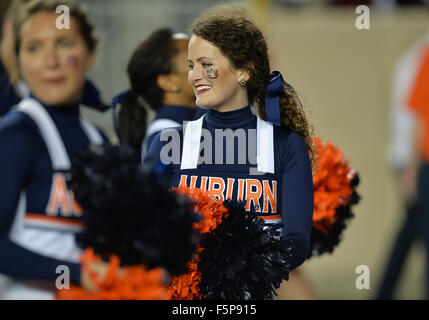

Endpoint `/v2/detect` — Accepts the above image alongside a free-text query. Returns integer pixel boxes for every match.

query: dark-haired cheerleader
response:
[114,28,196,161]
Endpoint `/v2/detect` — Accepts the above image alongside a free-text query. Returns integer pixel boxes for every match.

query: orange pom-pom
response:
[56,248,170,300]
[172,185,228,234]
[168,247,203,300]
[168,186,228,300]
[312,137,357,234]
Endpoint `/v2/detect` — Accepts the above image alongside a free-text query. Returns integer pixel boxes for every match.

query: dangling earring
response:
[239,79,247,87]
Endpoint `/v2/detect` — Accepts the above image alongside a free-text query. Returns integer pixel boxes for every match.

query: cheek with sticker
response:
[206,68,218,79]
[65,55,81,68]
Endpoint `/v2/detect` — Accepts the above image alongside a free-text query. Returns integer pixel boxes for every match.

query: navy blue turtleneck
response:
[145,105,314,270]
[194,106,207,120]
[0,95,110,287]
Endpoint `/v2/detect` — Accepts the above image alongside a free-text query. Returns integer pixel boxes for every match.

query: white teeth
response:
[196,85,212,92]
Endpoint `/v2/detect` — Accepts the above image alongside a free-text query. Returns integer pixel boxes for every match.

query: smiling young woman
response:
[144,6,315,297]
[0,0,109,299]
[187,34,250,112]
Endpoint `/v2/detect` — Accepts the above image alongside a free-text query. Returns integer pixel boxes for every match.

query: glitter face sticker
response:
[207,68,218,79]
[66,55,80,67]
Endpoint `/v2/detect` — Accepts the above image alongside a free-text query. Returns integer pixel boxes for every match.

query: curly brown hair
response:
[191,5,316,167]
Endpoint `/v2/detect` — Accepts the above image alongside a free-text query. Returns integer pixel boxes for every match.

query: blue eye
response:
[202,63,213,68]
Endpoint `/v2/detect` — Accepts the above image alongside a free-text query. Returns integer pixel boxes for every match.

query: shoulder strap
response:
[179,114,275,173]
[180,115,205,170]
[17,98,104,170]
[79,117,103,145]
[256,117,275,174]
[17,98,71,170]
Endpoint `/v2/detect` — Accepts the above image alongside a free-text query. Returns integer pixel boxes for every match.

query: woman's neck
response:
[207,92,249,113]
[31,93,81,109]
[211,103,248,113]
[206,105,255,128]
[162,93,195,109]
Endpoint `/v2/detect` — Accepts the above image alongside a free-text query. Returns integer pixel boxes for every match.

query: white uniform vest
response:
[180,115,281,227]
[0,98,103,300]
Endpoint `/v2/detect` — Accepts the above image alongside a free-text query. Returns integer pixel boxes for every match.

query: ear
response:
[237,68,250,83]
[157,74,179,93]
[237,62,253,83]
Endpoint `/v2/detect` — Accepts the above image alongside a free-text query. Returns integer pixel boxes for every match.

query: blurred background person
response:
[0,0,109,120]
[115,28,196,160]
[0,0,110,299]
[376,32,429,299]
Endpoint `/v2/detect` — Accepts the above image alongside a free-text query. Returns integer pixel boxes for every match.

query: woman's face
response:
[187,35,248,112]
[170,40,195,106]
[18,12,93,106]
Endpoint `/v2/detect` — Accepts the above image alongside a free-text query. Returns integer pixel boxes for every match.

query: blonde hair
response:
[4,0,32,20]
[13,0,98,55]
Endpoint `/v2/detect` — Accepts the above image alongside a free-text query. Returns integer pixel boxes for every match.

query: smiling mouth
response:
[195,85,212,95]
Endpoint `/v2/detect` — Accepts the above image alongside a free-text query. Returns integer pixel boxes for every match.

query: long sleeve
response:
[280,131,314,269]
[0,113,81,285]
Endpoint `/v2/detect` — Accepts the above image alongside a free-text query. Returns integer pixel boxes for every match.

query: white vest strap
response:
[141,119,180,159]
[256,117,275,174]
[180,115,205,170]
[79,118,103,145]
[17,98,103,170]
[180,114,275,173]
[17,98,71,170]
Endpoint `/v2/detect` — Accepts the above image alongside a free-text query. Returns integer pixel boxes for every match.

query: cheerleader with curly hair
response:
[145,6,315,291]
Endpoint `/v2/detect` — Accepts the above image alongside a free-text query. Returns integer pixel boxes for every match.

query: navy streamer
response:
[81,79,109,112]
[265,71,284,126]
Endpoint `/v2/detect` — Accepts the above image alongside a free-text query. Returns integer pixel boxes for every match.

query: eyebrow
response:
[187,56,214,62]
[23,34,74,44]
